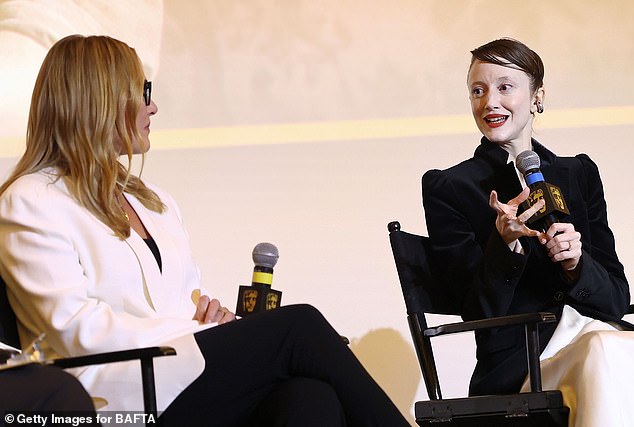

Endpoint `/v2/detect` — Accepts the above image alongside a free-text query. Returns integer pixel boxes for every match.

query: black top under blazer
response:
[422,137,630,396]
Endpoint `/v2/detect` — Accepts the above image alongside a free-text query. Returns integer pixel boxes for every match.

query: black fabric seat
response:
[388,221,569,426]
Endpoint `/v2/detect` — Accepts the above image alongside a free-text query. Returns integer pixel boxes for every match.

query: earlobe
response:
[533,87,545,114]
[530,101,541,115]
[536,101,544,114]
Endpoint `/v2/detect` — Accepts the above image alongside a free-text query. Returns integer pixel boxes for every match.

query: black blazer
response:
[422,138,630,395]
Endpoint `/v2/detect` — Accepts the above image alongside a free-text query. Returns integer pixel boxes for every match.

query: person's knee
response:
[280,304,327,328]
[578,330,617,367]
[41,367,95,411]
[4,366,95,412]
[280,303,320,318]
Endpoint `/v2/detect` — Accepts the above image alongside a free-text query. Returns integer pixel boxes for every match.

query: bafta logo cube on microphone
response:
[516,150,570,231]
[524,181,569,224]
[236,243,282,317]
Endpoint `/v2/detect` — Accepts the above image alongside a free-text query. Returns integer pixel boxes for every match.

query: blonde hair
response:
[0,34,164,239]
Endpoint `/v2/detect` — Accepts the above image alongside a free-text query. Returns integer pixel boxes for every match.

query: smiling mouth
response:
[484,115,508,128]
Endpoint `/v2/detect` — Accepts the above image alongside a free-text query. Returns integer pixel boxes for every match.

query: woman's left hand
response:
[193,295,236,325]
[489,188,546,244]
[539,222,582,273]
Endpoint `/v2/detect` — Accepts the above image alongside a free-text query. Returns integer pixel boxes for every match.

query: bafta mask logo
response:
[549,185,565,211]
[266,293,279,310]
[528,188,546,214]
[243,289,258,313]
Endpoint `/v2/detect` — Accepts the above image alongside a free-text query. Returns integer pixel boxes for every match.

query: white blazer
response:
[0,168,213,411]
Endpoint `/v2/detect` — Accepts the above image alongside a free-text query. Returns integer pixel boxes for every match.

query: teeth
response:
[486,117,506,123]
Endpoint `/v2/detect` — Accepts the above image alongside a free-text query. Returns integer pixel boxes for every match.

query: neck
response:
[498,137,532,161]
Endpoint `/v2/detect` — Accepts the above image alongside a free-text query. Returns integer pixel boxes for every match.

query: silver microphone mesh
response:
[515,150,541,174]
[252,243,279,268]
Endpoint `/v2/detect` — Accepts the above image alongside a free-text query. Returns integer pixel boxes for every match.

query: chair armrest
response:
[50,346,176,419]
[424,312,557,337]
[49,346,176,369]
[424,312,556,393]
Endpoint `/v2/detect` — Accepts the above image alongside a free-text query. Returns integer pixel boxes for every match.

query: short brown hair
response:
[470,38,544,92]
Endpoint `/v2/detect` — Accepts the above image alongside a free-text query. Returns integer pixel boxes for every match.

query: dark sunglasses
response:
[143,80,152,106]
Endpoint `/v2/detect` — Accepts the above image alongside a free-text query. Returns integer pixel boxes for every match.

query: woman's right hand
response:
[489,187,546,245]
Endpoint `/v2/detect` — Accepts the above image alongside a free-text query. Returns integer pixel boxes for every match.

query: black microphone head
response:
[516,150,540,175]
[252,243,279,268]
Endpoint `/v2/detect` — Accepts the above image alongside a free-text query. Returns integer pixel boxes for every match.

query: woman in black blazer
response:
[422,38,631,426]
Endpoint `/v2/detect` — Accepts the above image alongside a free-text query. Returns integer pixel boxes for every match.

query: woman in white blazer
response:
[0,35,410,426]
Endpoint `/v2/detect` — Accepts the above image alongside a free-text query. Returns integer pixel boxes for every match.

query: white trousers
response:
[521,305,634,427]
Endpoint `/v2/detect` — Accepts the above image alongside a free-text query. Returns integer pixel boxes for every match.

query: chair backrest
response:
[0,274,20,349]
[388,220,462,400]
[388,221,460,317]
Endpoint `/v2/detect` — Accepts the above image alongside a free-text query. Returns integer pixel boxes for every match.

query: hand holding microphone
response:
[235,243,282,317]
[515,150,582,274]
[541,223,582,275]
[515,150,570,231]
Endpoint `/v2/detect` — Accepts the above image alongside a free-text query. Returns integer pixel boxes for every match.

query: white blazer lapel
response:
[123,193,188,316]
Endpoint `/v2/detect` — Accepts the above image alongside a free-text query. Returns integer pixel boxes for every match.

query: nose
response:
[148,100,158,116]
[483,91,499,111]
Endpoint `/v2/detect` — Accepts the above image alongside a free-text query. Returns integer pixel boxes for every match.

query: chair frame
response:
[50,346,176,417]
[388,221,570,426]
[0,276,175,420]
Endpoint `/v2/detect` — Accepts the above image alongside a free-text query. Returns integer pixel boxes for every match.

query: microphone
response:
[235,243,283,317]
[515,150,570,231]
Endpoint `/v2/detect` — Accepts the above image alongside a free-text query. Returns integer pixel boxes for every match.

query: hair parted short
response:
[469,38,544,93]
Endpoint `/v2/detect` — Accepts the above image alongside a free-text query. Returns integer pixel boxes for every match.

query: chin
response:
[137,139,151,154]
[131,145,150,155]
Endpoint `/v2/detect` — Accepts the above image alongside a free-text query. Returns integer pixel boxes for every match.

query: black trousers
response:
[0,364,96,413]
[160,304,409,427]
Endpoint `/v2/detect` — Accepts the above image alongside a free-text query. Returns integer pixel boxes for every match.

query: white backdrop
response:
[1,1,634,424]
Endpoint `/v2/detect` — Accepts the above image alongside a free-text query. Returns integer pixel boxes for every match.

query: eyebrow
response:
[469,76,518,87]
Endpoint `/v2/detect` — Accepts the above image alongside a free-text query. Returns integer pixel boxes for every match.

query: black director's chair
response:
[388,221,569,426]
